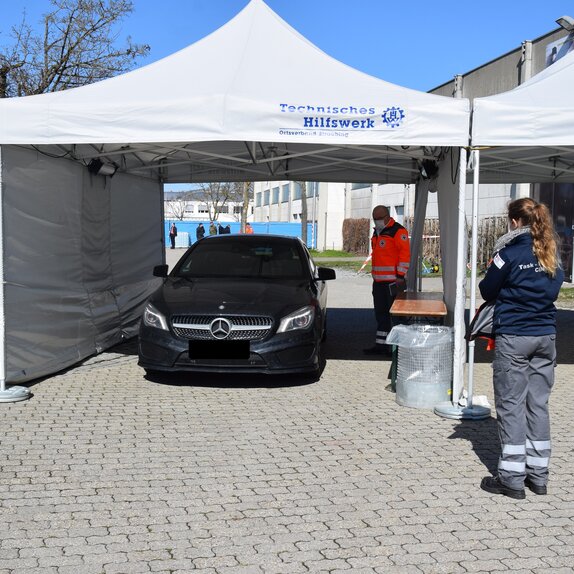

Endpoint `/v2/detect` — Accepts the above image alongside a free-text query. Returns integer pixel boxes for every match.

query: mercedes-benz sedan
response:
[138,235,335,377]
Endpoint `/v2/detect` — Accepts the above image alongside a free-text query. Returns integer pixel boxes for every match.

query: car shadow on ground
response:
[143,370,320,389]
[323,307,375,360]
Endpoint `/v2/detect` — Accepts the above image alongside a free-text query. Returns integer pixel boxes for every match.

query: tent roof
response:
[0,0,469,183]
[472,50,574,183]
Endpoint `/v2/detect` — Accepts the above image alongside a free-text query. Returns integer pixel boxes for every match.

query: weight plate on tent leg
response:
[434,401,491,420]
[0,386,31,403]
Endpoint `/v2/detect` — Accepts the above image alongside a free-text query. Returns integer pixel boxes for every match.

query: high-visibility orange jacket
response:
[371,218,410,282]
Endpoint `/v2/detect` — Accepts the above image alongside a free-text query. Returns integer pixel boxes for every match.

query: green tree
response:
[0,0,149,98]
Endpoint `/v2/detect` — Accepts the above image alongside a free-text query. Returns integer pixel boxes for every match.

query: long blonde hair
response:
[507,198,560,277]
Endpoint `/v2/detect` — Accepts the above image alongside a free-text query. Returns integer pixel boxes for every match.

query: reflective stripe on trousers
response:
[493,334,556,490]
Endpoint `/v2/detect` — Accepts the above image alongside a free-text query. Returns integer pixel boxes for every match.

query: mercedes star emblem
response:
[210,317,232,339]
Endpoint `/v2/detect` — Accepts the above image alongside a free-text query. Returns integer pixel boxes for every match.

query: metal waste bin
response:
[387,324,453,409]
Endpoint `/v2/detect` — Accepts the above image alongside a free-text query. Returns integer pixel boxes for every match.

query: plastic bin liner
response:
[387,324,453,409]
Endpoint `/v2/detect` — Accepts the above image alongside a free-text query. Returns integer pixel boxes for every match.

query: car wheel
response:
[305,345,325,381]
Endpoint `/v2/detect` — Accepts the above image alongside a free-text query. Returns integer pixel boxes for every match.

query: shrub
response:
[342,218,371,254]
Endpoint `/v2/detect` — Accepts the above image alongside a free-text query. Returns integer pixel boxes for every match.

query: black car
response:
[138,234,336,377]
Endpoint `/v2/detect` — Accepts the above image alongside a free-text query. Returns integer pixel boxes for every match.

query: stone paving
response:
[1,253,574,573]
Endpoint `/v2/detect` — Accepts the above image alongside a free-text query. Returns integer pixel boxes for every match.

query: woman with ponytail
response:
[479,198,564,499]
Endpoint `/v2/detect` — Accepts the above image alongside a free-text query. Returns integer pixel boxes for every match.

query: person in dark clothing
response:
[479,198,564,500]
[196,223,205,241]
[169,222,177,249]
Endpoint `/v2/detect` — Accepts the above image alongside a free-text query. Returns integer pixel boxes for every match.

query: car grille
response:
[171,315,274,341]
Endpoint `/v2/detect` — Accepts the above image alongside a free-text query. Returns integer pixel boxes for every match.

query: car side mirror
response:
[153,264,169,277]
[317,267,336,281]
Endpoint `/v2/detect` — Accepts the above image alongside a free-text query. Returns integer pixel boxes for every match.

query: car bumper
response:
[138,326,320,374]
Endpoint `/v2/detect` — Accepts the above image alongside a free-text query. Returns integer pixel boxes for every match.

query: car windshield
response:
[175,238,307,279]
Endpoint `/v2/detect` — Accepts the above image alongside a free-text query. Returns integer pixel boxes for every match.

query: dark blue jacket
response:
[479,233,563,336]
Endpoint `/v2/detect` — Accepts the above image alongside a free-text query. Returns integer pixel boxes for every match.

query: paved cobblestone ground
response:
[2,253,574,573]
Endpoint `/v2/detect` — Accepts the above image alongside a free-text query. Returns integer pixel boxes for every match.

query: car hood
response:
[150,277,315,318]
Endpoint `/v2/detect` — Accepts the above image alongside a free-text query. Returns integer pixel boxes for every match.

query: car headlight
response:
[142,303,169,331]
[277,305,315,333]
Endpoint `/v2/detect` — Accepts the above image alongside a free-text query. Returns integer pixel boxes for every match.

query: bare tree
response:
[240,181,252,231]
[198,182,236,222]
[0,0,149,98]
[164,198,188,221]
[295,181,309,246]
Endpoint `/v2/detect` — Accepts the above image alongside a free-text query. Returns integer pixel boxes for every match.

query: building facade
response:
[252,181,345,250]
[164,197,253,223]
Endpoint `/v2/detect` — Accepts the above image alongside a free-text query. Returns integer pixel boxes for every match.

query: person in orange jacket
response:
[364,205,410,356]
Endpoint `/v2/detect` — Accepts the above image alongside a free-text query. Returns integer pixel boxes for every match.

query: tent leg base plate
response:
[434,401,491,420]
[0,386,31,403]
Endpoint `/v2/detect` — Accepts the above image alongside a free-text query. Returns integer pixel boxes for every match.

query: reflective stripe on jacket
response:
[371,219,410,283]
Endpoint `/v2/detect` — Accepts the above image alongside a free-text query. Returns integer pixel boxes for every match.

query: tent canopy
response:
[472,50,574,184]
[0,0,470,389]
[0,0,469,184]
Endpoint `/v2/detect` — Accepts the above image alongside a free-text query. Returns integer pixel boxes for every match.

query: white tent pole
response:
[0,146,31,403]
[452,146,468,404]
[0,146,5,394]
[466,149,481,410]
[434,147,490,420]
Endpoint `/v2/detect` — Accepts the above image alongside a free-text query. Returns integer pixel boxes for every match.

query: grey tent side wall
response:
[1,145,163,383]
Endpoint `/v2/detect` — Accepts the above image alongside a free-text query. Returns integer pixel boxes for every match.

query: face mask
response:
[374,218,387,233]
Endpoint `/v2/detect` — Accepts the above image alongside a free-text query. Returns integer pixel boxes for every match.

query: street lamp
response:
[556,15,574,31]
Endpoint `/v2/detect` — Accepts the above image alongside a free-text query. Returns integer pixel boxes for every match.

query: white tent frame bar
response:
[481,152,574,178]
[125,148,423,181]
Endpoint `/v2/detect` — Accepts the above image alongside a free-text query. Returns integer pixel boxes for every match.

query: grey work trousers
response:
[492,334,556,490]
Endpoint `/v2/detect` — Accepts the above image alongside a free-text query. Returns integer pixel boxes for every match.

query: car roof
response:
[200,234,303,245]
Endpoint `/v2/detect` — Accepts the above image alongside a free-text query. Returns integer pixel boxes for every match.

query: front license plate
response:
[189,340,250,360]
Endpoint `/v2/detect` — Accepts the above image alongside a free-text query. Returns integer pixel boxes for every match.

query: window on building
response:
[233,205,242,214]
[282,184,289,202]
[184,204,194,213]
[293,183,302,200]
[219,205,228,214]
[272,187,279,204]
[255,193,261,207]
[351,183,370,190]
[263,190,270,206]
[198,204,209,213]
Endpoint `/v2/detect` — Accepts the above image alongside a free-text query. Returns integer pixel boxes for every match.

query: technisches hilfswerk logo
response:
[381,106,405,129]
[278,103,406,138]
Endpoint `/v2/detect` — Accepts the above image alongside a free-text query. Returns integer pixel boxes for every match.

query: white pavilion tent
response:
[462,49,574,413]
[0,0,471,394]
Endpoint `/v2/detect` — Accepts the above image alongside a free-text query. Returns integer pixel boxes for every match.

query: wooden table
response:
[389,292,447,391]
[389,291,447,319]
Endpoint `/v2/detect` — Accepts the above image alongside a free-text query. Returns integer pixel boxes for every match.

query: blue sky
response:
[2,0,574,92]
